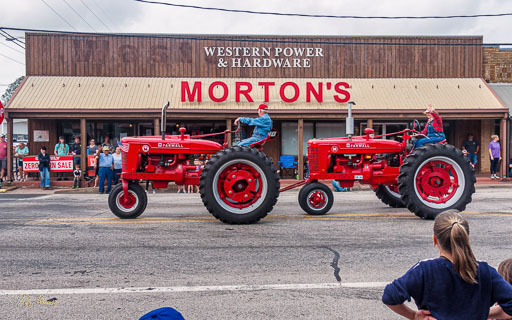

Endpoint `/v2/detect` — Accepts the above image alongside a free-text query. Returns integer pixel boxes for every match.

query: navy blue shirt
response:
[382,258,512,320]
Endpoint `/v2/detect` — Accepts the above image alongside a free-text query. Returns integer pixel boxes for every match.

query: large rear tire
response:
[298,182,334,215]
[374,184,405,208]
[199,146,280,224]
[108,182,147,219]
[398,144,475,219]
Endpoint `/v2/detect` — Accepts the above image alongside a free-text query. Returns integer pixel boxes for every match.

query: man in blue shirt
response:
[234,104,273,146]
[98,146,114,194]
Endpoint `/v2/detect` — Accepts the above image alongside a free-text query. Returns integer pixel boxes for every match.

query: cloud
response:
[2,0,512,98]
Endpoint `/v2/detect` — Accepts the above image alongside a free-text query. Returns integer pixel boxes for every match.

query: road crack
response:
[323,246,341,282]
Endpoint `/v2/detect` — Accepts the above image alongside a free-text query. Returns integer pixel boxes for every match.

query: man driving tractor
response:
[413,104,446,148]
[234,104,273,146]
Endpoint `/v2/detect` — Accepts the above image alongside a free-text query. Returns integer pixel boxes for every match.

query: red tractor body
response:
[307,133,403,188]
[120,133,223,188]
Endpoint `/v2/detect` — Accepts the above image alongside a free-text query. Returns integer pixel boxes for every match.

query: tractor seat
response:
[249,135,270,150]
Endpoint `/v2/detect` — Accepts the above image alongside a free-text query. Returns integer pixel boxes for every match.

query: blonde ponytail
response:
[434,210,478,284]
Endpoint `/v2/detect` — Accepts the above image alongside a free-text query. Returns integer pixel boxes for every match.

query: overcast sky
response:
[2,0,512,98]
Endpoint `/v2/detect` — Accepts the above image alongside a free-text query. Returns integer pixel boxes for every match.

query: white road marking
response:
[0,282,388,295]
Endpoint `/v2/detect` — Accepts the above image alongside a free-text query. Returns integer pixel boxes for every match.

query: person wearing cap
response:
[54,136,70,181]
[98,146,114,194]
[234,104,273,146]
[413,104,446,149]
[15,142,29,181]
[0,135,7,187]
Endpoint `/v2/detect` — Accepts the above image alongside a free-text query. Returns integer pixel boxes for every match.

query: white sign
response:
[204,46,324,68]
[34,130,49,142]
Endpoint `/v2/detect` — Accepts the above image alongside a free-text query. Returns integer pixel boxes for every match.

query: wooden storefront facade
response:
[4,33,509,180]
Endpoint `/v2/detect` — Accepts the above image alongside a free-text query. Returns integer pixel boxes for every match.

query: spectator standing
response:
[38,146,51,190]
[489,135,501,180]
[462,133,479,168]
[382,210,512,319]
[54,136,69,181]
[112,146,122,185]
[509,160,512,178]
[72,164,81,189]
[86,139,98,155]
[14,142,29,181]
[98,146,114,194]
[0,135,6,187]
[102,136,112,151]
[70,136,82,167]
[93,149,101,188]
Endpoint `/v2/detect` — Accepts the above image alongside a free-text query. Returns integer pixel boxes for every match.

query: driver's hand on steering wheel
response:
[234,118,240,126]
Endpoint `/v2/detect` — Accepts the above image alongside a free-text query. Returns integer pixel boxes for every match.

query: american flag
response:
[118,140,129,153]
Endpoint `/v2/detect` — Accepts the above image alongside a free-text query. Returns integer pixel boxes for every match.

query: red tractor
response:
[109,102,475,224]
[108,102,280,224]
[289,103,475,220]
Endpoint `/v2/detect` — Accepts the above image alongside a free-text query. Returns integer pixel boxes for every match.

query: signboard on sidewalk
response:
[22,156,74,172]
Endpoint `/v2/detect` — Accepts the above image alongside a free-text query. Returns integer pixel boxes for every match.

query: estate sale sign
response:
[22,156,74,172]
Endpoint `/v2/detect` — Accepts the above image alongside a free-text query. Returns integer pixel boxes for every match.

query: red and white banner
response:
[23,156,74,172]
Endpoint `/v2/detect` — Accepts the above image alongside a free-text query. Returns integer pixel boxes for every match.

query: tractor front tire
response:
[298,182,334,215]
[398,143,475,220]
[374,184,405,208]
[199,146,280,224]
[108,182,147,219]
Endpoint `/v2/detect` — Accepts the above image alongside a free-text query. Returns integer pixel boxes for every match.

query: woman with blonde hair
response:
[382,210,512,319]
[489,134,501,179]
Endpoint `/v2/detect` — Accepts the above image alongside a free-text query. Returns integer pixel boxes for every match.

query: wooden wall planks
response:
[26,33,483,78]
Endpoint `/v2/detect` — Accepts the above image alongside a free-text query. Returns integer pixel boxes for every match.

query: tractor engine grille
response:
[308,147,319,172]
[119,142,130,171]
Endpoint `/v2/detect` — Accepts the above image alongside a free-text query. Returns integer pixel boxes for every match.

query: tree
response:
[1,76,24,105]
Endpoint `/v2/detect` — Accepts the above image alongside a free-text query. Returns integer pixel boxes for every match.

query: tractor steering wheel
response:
[412,119,422,133]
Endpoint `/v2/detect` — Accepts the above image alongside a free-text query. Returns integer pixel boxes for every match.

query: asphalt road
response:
[0,187,511,320]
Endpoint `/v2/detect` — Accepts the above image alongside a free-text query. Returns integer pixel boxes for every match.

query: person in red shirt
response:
[413,104,446,149]
[0,135,7,187]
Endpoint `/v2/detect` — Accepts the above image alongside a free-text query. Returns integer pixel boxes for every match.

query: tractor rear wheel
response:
[199,146,280,224]
[108,182,147,219]
[298,182,334,215]
[374,184,404,208]
[398,143,475,220]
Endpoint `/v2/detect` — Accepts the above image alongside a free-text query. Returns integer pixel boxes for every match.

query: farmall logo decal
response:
[346,143,370,148]
[141,145,150,152]
[331,146,339,152]
[157,142,184,148]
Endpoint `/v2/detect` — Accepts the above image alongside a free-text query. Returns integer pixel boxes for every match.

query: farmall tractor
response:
[109,102,475,223]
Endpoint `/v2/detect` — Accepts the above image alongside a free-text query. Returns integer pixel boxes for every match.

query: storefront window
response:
[316,122,346,138]
[281,122,314,156]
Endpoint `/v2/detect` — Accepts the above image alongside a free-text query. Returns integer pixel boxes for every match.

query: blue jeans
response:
[40,168,50,187]
[237,136,264,146]
[99,167,113,193]
[414,135,445,149]
[467,153,478,165]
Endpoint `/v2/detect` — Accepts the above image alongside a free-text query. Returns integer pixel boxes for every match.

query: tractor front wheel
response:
[199,146,280,224]
[298,182,334,215]
[108,182,147,219]
[398,143,475,219]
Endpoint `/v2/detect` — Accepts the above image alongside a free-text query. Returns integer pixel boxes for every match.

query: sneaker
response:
[177,189,181,193]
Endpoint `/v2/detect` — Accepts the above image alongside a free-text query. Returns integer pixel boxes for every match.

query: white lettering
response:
[253,59,261,67]
[225,47,232,56]
[217,47,225,56]
[304,59,311,68]
[293,59,300,67]
[315,48,324,57]
[293,47,305,56]
[306,48,314,57]
[262,47,271,57]
[204,47,216,56]
[275,48,283,56]
[263,58,272,67]
[243,47,251,56]
[283,47,293,57]
[232,58,241,67]
[282,59,291,67]
[252,47,260,56]
[272,58,283,67]
[243,59,251,67]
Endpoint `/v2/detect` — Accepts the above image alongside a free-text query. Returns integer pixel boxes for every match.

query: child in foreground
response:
[382,210,512,320]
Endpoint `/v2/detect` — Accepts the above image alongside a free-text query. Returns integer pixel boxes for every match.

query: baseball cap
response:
[139,307,185,320]
[102,146,110,151]
[258,104,268,111]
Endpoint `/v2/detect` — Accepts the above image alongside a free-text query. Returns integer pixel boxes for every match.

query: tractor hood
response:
[121,135,223,154]
[307,136,403,154]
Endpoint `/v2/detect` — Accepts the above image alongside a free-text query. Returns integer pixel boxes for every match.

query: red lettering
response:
[306,82,323,103]
[235,82,254,103]
[258,82,275,102]
[334,82,350,103]
[280,82,300,103]
[208,81,229,102]
[181,81,202,102]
